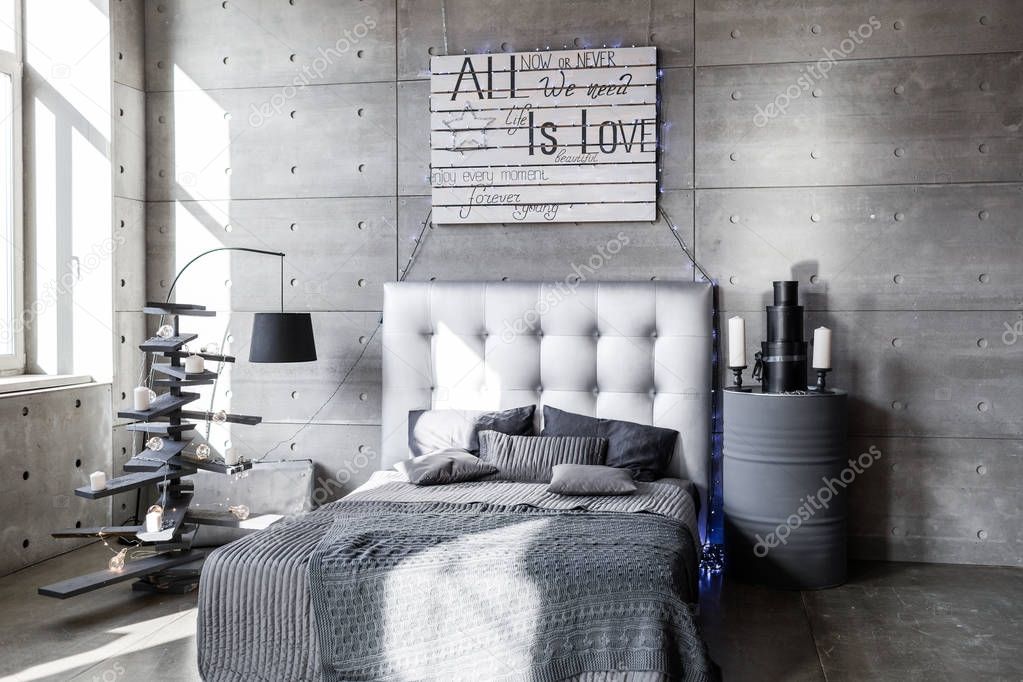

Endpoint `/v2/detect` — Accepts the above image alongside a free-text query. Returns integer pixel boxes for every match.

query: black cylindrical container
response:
[761,281,807,393]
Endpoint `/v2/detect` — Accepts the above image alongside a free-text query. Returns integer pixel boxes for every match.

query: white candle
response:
[184,355,205,374]
[133,386,152,411]
[727,316,747,368]
[223,448,241,466]
[145,509,163,533]
[812,326,833,369]
[89,471,107,491]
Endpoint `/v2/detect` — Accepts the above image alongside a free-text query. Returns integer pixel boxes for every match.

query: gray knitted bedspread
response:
[197,474,714,682]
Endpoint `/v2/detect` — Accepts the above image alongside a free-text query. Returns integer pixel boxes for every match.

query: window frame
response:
[0,0,23,375]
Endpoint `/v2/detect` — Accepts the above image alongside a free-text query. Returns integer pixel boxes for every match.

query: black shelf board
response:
[139,333,199,353]
[167,455,254,475]
[74,466,194,500]
[163,350,236,363]
[152,376,217,388]
[116,392,199,421]
[145,301,207,312]
[38,550,206,599]
[125,422,196,436]
[143,306,217,317]
[52,525,142,539]
[179,410,261,426]
[123,439,192,472]
[184,509,282,529]
[153,364,218,381]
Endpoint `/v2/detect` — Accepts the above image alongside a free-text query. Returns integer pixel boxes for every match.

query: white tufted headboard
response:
[381,281,713,537]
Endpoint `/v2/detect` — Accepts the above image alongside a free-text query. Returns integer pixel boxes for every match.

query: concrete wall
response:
[142,0,1023,566]
[111,0,149,521]
[0,383,112,575]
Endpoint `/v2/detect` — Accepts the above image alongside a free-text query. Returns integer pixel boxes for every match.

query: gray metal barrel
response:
[723,388,849,589]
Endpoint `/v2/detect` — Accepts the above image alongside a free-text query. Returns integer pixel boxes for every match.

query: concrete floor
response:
[0,545,1020,681]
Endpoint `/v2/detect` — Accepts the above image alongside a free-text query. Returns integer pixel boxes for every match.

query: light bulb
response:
[229,504,250,520]
[108,549,127,572]
[195,444,211,460]
[146,437,164,451]
[212,410,228,423]
[156,324,175,339]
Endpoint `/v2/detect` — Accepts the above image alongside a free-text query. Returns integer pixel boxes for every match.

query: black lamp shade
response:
[249,313,317,363]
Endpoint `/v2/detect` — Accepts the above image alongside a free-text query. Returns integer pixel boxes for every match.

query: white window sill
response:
[0,374,94,395]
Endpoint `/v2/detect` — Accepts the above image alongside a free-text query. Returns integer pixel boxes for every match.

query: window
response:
[0,0,21,375]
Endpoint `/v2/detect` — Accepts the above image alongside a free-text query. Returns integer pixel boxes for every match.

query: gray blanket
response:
[309,501,715,682]
[197,474,714,681]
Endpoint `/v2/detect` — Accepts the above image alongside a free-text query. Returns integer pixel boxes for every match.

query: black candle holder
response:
[730,366,752,392]
[811,368,832,393]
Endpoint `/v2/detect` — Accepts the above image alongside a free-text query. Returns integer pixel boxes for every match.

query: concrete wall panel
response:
[145,197,396,311]
[145,0,397,91]
[146,82,397,201]
[696,0,1023,66]
[660,68,695,191]
[0,385,112,576]
[113,198,147,312]
[848,436,1022,567]
[112,0,146,89]
[397,192,696,282]
[696,53,1023,188]
[397,79,429,196]
[698,184,1023,312]
[397,0,694,81]
[114,82,146,201]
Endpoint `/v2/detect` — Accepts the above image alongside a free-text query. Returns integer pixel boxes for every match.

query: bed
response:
[197,281,716,681]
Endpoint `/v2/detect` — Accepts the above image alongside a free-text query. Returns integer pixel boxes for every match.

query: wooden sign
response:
[430,47,658,224]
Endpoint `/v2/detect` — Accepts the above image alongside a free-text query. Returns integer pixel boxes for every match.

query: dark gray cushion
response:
[541,405,678,481]
[393,449,499,486]
[547,464,638,496]
[477,430,607,483]
[408,405,535,457]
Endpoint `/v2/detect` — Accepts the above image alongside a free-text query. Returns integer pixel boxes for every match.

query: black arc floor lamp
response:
[165,247,317,363]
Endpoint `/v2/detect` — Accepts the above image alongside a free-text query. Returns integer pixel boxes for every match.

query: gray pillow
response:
[541,405,678,481]
[394,449,498,486]
[408,405,535,457]
[547,464,638,496]
[477,430,607,483]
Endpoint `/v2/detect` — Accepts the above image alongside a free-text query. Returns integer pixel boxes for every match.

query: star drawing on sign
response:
[442,102,495,154]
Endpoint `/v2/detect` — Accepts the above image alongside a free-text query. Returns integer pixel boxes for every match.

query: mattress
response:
[197,472,706,681]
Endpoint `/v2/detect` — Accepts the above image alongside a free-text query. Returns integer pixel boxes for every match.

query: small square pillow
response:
[477,430,607,483]
[408,405,535,457]
[541,405,678,481]
[394,449,498,486]
[548,464,638,496]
